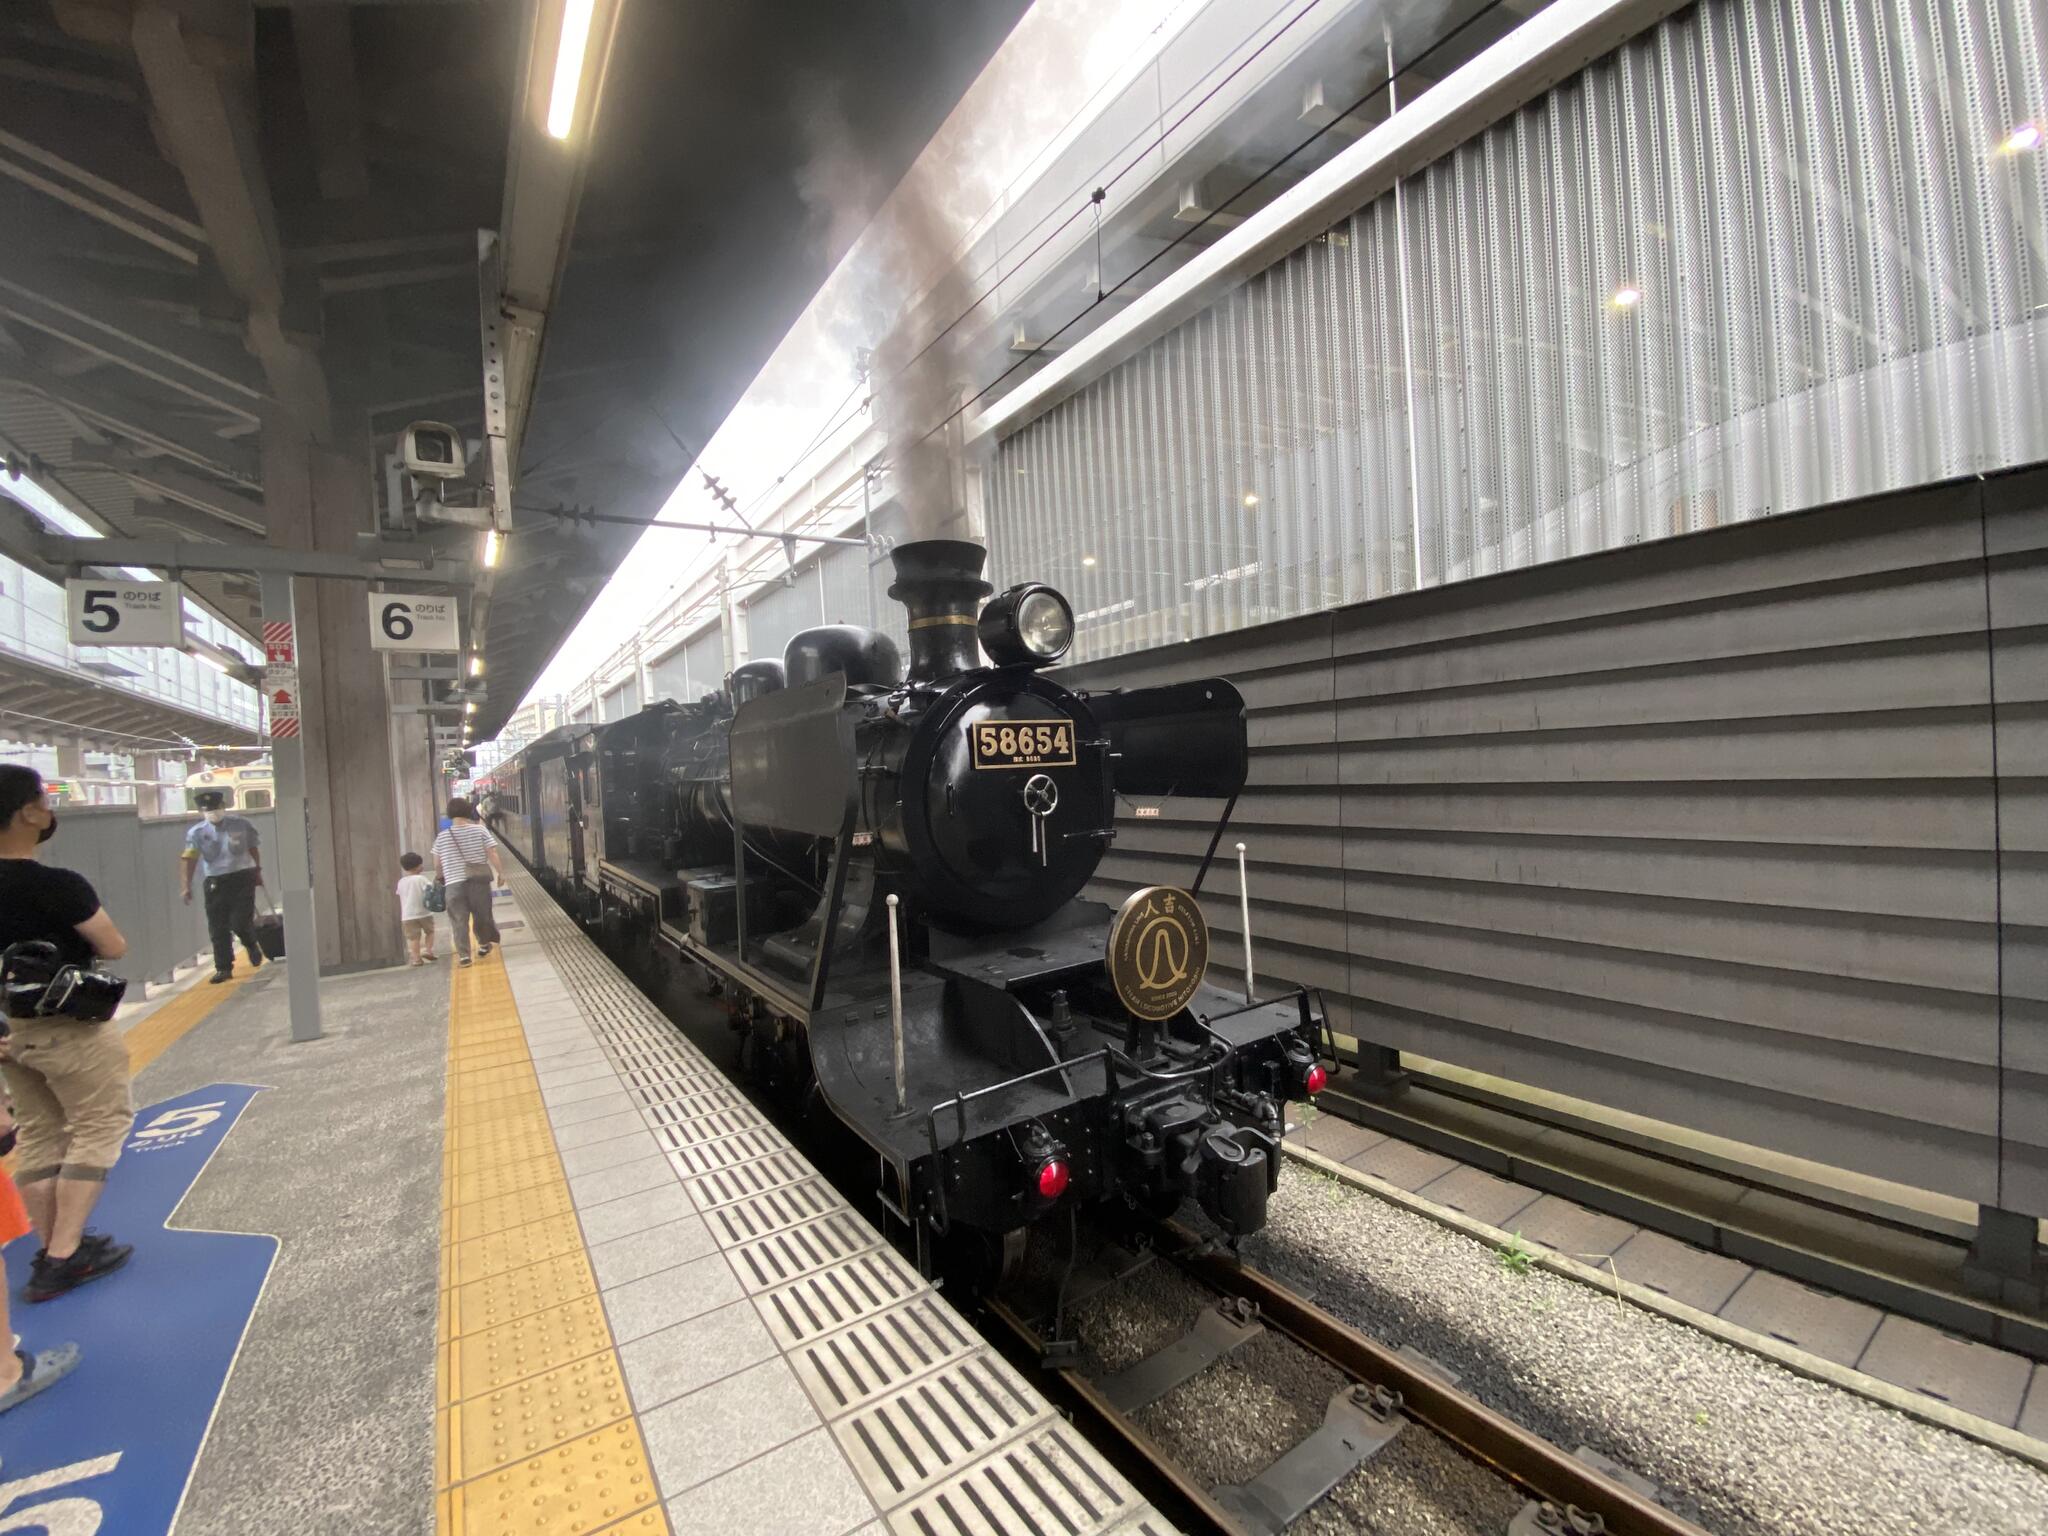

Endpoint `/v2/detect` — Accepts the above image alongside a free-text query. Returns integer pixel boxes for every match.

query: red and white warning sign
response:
[266,666,301,740]
[262,619,295,667]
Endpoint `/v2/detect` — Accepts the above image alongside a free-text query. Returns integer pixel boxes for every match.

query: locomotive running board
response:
[1091,1297,1264,1414]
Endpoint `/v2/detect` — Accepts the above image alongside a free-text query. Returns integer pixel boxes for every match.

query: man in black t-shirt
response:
[0,764,135,1304]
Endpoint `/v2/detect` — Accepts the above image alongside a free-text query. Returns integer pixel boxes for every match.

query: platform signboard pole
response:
[259,572,323,1043]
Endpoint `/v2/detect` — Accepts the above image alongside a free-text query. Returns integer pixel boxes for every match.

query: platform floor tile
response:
[1416,1164,1544,1230]
[1717,1270,1884,1368]
[2020,1366,2048,1441]
[588,1214,720,1291]
[497,870,1168,1536]
[1607,1229,1753,1314]
[663,1427,876,1536]
[619,1298,781,1414]
[1511,1194,1640,1262]
[1346,1135,1461,1191]
[1288,1110,1387,1165]
[436,941,670,1536]
[1855,1314,2035,1426]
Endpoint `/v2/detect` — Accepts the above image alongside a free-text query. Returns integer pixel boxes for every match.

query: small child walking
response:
[396,852,439,966]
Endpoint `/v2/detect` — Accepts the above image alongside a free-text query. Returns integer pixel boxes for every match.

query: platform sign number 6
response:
[368,592,459,652]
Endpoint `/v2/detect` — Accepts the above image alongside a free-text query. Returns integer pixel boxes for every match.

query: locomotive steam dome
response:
[871,539,1114,932]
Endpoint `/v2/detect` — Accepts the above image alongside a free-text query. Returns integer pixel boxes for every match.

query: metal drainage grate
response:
[620,1066,728,1103]
[668,1125,784,1175]
[829,1351,1051,1510]
[648,1107,768,1155]
[756,1247,925,1348]
[727,1210,882,1293]
[642,1087,752,1127]
[789,1295,982,1419]
[885,1421,1143,1536]
[688,1151,821,1212]
[702,1179,842,1246]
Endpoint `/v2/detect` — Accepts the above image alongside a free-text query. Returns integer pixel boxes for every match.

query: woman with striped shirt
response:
[431,799,506,967]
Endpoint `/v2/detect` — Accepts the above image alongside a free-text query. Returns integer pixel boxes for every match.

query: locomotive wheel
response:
[939,1227,1029,1295]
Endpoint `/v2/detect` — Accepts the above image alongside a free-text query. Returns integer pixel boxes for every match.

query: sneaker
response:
[246,951,264,970]
[208,970,232,985]
[24,1238,132,1303]
[476,944,493,958]
[457,957,472,968]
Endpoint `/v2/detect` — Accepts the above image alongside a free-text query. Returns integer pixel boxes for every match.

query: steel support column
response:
[259,569,322,1043]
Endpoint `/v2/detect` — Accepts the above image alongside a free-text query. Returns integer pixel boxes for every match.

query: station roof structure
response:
[0,0,1029,740]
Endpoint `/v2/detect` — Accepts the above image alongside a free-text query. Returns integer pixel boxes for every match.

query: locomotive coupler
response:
[1196,1125,1277,1237]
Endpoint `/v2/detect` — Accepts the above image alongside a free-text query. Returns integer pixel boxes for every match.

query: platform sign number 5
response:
[368,592,459,652]
[66,579,185,647]
[129,1100,226,1150]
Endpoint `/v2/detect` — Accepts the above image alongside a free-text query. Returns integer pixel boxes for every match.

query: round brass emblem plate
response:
[1106,885,1210,1022]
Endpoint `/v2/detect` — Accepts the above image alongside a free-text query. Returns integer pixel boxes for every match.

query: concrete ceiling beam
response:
[71,445,266,531]
[0,358,260,487]
[288,4,371,202]
[125,0,332,431]
[0,251,265,422]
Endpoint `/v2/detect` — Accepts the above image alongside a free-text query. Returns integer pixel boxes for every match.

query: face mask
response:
[206,808,227,824]
[37,812,55,844]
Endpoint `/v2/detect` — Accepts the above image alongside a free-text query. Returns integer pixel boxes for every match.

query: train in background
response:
[479,538,1328,1281]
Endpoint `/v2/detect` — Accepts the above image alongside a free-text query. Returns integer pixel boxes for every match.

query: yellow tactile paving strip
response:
[125,959,258,1075]
[435,950,671,1536]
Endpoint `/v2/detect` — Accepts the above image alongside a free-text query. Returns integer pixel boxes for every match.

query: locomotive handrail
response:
[1188,788,1240,896]
[924,1049,1121,1163]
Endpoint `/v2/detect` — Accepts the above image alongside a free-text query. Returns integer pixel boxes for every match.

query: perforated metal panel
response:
[987,0,2048,662]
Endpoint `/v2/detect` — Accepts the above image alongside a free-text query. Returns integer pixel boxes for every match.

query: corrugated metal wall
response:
[745,574,821,669]
[683,626,725,694]
[1056,472,2048,1217]
[987,0,2048,659]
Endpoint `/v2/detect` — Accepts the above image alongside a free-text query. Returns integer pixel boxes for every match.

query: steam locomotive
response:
[482,538,1327,1278]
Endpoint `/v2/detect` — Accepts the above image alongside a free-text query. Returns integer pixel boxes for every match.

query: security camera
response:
[402,422,467,481]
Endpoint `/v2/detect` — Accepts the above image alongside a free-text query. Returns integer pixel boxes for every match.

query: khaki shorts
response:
[0,1018,134,1183]
[402,917,436,941]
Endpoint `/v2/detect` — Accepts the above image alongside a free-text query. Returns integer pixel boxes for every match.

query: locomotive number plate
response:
[971,718,1076,770]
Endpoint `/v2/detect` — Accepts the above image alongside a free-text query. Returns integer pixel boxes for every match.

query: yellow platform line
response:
[126,958,261,1075]
[434,949,669,1536]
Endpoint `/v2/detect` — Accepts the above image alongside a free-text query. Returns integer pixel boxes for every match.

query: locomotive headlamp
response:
[978,583,1074,667]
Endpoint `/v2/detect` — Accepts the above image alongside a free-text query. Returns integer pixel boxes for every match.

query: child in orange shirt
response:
[0,1086,81,1411]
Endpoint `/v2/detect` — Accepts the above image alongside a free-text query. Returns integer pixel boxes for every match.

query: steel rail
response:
[1159,1221,1710,1536]
[982,1295,1242,1533]
[987,1224,1710,1536]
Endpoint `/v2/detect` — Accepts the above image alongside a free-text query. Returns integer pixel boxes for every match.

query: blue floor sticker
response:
[0,1082,276,1534]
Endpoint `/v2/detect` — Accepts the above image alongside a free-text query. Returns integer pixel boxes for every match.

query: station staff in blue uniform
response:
[179,789,267,984]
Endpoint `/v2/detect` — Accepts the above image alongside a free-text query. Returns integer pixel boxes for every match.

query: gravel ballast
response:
[1230,1163,2048,1536]
[1075,1261,1524,1534]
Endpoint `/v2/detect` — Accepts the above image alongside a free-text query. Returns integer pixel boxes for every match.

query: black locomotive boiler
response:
[488,537,1328,1277]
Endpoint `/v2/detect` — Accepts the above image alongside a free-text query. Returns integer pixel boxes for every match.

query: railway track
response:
[987,1221,1708,1536]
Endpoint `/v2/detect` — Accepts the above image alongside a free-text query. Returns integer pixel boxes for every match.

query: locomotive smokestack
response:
[889,538,992,682]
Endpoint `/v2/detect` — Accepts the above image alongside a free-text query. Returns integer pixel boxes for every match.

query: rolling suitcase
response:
[254,888,287,960]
